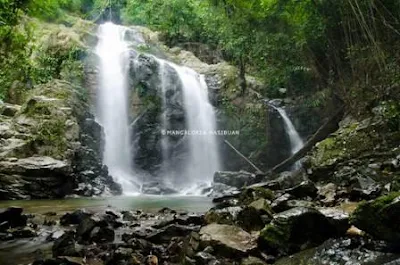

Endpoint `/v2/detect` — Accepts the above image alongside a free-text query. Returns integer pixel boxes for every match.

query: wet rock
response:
[213,171,260,188]
[274,237,400,265]
[204,207,242,225]
[259,207,339,255]
[284,180,318,199]
[175,213,204,226]
[350,192,400,244]
[318,183,337,206]
[239,187,275,205]
[271,193,294,212]
[89,226,115,243]
[146,224,200,243]
[121,211,137,221]
[206,182,240,198]
[60,209,92,225]
[52,231,79,257]
[241,256,268,265]
[0,206,27,229]
[237,199,273,232]
[11,227,37,238]
[349,176,382,201]
[319,208,350,235]
[199,224,257,256]
[76,216,98,241]
[194,251,216,264]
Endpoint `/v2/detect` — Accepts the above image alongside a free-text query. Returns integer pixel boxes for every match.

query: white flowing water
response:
[169,64,221,193]
[273,106,304,168]
[95,22,139,194]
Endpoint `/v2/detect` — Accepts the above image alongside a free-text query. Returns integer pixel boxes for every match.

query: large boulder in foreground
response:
[350,192,400,244]
[199,224,257,257]
[258,207,342,255]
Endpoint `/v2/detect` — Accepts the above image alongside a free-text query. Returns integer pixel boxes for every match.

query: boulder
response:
[213,171,261,188]
[89,226,115,243]
[52,231,79,257]
[60,209,92,226]
[350,192,400,244]
[199,224,257,257]
[317,183,337,206]
[258,207,339,255]
[237,199,273,232]
[204,207,242,225]
[146,224,200,243]
[283,180,318,199]
[0,207,27,229]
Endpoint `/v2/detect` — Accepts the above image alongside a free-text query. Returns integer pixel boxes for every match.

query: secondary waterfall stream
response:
[272,106,304,168]
[96,23,138,193]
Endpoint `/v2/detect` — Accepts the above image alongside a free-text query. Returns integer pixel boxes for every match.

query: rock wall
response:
[0,80,121,199]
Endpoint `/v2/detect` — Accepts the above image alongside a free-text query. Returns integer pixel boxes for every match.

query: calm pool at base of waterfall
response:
[0,195,214,214]
[0,196,214,265]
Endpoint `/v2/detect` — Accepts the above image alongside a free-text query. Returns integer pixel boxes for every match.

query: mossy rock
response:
[258,207,336,255]
[239,187,275,205]
[204,207,241,225]
[349,192,400,243]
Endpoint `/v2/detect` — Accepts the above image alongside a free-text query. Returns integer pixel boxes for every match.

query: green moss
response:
[240,187,275,205]
[311,121,381,168]
[31,118,68,158]
[259,222,290,250]
[350,192,400,242]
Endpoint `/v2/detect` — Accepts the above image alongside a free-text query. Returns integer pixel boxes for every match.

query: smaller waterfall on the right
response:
[272,106,304,169]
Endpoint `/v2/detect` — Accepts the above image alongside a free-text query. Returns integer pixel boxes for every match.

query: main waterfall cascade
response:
[170,64,221,193]
[95,23,139,194]
[95,22,221,194]
[272,106,304,168]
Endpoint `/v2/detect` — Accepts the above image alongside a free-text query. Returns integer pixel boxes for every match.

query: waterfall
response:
[95,22,139,194]
[163,63,221,193]
[272,106,304,168]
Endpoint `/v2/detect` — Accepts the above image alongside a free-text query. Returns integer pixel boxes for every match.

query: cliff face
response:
[0,17,121,199]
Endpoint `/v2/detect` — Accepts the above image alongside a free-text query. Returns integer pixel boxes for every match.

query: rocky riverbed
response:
[1,168,400,265]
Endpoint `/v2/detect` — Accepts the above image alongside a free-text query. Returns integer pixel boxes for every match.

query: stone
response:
[60,209,92,225]
[258,207,339,255]
[52,231,79,257]
[284,180,318,199]
[194,251,216,264]
[213,171,261,188]
[199,224,257,256]
[237,199,273,232]
[11,227,37,238]
[204,207,241,225]
[350,192,400,244]
[0,207,27,229]
[273,237,400,265]
[76,216,98,241]
[89,226,115,243]
[318,183,337,206]
[241,256,268,265]
[318,207,350,235]
[349,176,383,201]
[146,224,200,243]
